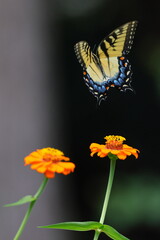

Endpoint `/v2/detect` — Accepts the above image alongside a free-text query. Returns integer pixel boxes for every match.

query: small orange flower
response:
[24,147,75,178]
[90,135,139,160]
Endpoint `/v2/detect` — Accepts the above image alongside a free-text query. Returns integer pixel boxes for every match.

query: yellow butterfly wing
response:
[96,21,138,78]
[74,41,105,84]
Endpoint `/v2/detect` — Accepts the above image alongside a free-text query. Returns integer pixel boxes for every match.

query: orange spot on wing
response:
[83,71,87,75]
[106,86,109,90]
[120,57,125,60]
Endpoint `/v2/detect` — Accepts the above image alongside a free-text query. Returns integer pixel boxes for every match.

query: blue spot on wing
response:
[118,78,124,84]
[114,80,121,86]
[120,67,126,73]
[120,73,126,79]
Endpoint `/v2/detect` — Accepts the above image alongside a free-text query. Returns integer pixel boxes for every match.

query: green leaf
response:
[101,224,130,240]
[39,221,130,240]
[4,195,35,207]
[39,221,103,231]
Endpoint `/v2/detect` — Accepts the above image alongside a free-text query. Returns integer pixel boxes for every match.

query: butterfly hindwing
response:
[74,21,138,103]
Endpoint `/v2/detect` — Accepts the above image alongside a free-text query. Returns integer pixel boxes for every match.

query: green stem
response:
[99,158,116,224]
[93,158,117,240]
[93,230,101,240]
[13,177,48,240]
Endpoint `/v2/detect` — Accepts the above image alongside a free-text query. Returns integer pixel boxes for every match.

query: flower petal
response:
[24,147,75,178]
[117,152,127,160]
[110,150,120,155]
[122,150,132,156]
[48,163,64,173]
[45,170,55,178]
[30,163,44,170]
[24,159,41,165]
[59,162,75,171]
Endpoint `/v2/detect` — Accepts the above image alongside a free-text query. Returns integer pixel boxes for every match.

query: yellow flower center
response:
[42,148,64,163]
[104,135,126,150]
[43,153,60,163]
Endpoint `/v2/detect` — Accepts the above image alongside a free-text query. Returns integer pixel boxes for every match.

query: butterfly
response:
[74,21,138,104]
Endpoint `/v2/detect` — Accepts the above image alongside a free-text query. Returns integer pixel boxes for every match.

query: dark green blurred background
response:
[50,0,160,239]
[0,0,160,239]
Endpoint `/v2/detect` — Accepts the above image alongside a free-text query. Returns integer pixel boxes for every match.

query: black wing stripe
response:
[97,21,138,58]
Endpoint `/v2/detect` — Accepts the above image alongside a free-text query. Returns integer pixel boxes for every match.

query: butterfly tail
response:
[96,94,108,106]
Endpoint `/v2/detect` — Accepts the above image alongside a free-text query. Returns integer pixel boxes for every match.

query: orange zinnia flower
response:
[24,147,75,178]
[90,135,139,160]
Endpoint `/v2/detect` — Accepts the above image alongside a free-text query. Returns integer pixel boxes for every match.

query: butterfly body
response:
[74,21,138,103]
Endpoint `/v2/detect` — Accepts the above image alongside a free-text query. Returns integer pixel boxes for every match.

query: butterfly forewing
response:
[74,41,105,83]
[97,21,138,58]
[96,21,138,81]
